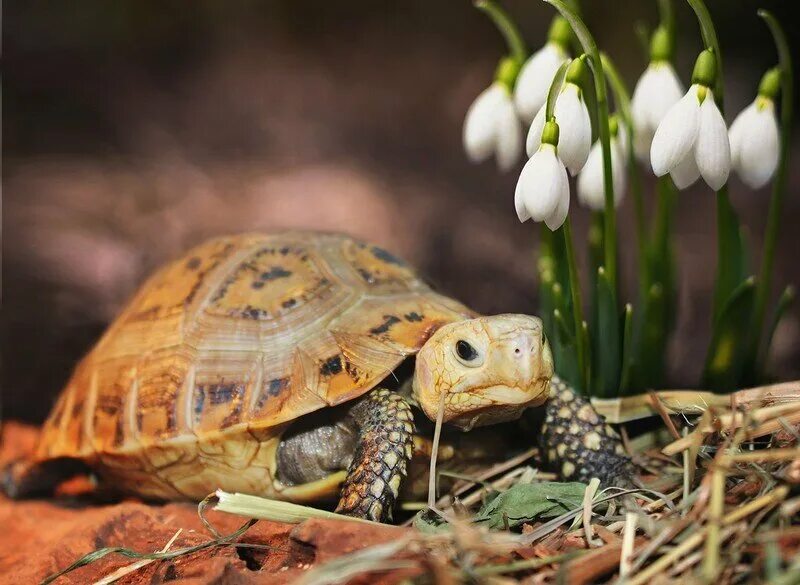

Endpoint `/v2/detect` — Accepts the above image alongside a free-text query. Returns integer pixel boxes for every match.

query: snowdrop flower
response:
[516,120,570,230]
[630,27,684,163]
[650,50,730,190]
[578,117,628,210]
[514,17,571,123]
[526,59,591,175]
[463,79,523,171]
[729,68,781,189]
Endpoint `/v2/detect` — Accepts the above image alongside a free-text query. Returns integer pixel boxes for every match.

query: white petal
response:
[694,90,731,190]
[577,139,626,210]
[514,43,569,123]
[516,145,563,222]
[650,85,701,177]
[670,152,700,189]
[526,105,546,157]
[630,67,656,139]
[731,99,779,189]
[494,93,523,171]
[463,84,505,163]
[728,103,748,172]
[554,83,592,175]
[577,141,605,210]
[514,175,531,222]
[643,63,685,130]
[632,63,684,164]
[544,176,570,231]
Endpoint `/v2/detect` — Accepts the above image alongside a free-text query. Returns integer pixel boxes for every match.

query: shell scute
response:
[190,350,261,434]
[91,359,137,453]
[341,239,417,293]
[134,347,195,443]
[128,238,240,321]
[205,243,333,321]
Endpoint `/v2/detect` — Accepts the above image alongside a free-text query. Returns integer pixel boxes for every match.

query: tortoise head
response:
[412,314,553,431]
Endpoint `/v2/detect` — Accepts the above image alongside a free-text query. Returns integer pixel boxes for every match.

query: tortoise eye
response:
[455,340,478,361]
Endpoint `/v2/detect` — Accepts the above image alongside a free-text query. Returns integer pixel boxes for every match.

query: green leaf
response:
[631,283,667,390]
[758,285,795,378]
[702,276,756,391]
[619,304,634,393]
[552,283,568,323]
[712,191,749,324]
[553,309,580,389]
[588,212,604,333]
[538,255,557,338]
[412,511,452,534]
[473,482,587,530]
[592,267,620,397]
[580,320,592,394]
[550,229,573,314]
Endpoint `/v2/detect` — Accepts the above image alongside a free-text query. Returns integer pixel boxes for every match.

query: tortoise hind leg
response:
[2,457,89,499]
[541,376,636,487]
[335,388,414,522]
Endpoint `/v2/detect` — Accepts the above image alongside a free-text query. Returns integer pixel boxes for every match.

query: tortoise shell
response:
[35,232,473,499]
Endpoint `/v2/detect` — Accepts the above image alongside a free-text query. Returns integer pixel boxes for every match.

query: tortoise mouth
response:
[446,381,550,431]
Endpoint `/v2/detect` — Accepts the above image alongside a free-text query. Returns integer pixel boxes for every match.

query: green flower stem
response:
[752,10,793,375]
[475,0,528,65]
[685,0,724,107]
[545,60,571,120]
[544,0,618,298]
[652,177,676,268]
[712,186,745,322]
[562,218,589,391]
[600,53,646,290]
[657,0,675,43]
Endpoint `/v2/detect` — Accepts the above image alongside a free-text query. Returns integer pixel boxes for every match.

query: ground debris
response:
[2,386,799,584]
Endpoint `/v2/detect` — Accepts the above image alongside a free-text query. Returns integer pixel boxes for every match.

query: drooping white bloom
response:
[630,62,684,163]
[515,143,570,230]
[577,129,627,210]
[729,97,780,189]
[650,84,730,190]
[514,43,570,123]
[463,82,523,171]
[526,83,591,175]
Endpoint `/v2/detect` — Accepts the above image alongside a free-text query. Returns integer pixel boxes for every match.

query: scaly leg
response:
[335,388,414,522]
[541,376,635,487]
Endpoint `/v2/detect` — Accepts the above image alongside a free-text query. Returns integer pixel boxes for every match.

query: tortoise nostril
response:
[514,348,521,354]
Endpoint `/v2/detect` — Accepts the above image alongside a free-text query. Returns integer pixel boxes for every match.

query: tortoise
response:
[4,232,633,521]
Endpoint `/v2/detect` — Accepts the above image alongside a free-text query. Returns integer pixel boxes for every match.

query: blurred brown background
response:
[3,0,800,423]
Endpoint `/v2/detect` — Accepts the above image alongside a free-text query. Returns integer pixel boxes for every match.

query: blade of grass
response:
[214,491,376,525]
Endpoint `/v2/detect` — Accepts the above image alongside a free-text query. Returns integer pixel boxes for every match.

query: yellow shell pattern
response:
[35,232,473,500]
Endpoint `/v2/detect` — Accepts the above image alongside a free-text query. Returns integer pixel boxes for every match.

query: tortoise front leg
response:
[541,377,636,487]
[335,388,414,522]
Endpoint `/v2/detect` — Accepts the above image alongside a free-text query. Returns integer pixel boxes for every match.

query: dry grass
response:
[44,382,800,584]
